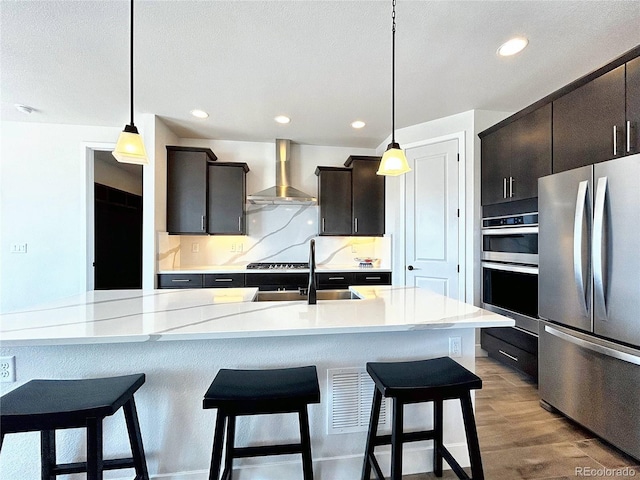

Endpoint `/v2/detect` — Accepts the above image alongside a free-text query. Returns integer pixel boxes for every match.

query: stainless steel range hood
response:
[247,139,317,205]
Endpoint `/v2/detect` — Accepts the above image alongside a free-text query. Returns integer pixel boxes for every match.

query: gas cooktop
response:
[246,262,309,270]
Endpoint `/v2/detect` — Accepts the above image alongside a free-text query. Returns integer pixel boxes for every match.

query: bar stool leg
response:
[209,410,227,480]
[361,388,383,480]
[460,392,484,480]
[298,406,314,480]
[123,397,150,480]
[40,430,56,480]
[86,417,104,480]
[433,399,443,477]
[390,398,404,480]
[223,414,236,480]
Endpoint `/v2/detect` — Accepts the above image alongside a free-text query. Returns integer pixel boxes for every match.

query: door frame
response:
[401,131,466,301]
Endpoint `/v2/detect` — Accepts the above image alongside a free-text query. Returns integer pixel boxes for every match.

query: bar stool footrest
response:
[439,446,471,480]
[51,457,136,475]
[373,429,435,447]
[234,442,304,458]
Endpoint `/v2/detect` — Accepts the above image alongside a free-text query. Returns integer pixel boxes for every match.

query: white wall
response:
[94,153,143,196]
[0,121,122,313]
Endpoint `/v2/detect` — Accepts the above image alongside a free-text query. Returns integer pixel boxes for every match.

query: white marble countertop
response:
[0,286,514,346]
[157,265,391,274]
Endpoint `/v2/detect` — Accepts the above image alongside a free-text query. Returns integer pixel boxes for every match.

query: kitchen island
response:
[0,286,513,480]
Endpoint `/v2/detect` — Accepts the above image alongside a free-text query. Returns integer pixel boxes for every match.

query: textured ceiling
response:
[2,1,640,148]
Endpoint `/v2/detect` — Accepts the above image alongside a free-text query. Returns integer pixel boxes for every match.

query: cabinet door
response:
[481,124,512,205]
[351,158,385,235]
[167,150,208,234]
[208,164,246,234]
[510,104,552,200]
[627,56,640,155]
[317,168,352,235]
[553,65,626,172]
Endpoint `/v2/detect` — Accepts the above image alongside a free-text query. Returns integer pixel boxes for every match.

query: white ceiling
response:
[2,1,640,149]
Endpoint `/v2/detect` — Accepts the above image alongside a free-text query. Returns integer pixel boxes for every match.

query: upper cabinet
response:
[553,65,626,172]
[207,163,250,235]
[167,146,217,234]
[481,105,552,205]
[166,146,249,235]
[315,156,385,236]
[627,56,640,155]
[346,156,385,236]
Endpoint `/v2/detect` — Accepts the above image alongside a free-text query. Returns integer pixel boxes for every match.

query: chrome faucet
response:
[308,239,317,304]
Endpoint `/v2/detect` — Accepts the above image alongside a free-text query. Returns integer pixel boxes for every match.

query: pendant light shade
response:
[377,0,410,176]
[113,0,148,165]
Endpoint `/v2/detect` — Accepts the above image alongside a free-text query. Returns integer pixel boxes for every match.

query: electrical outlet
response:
[351,244,357,253]
[10,243,27,254]
[0,356,16,382]
[449,337,462,358]
[230,243,236,252]
[191,243,199,253]
[238,243,243,253]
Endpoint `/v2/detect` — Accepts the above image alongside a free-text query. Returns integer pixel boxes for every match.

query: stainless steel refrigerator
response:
[538,153,640,461]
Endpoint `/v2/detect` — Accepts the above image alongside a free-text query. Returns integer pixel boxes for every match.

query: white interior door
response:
[405,139,460,298]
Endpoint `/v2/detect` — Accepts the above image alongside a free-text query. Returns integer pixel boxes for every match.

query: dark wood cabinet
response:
[627,56,640,155]
[481,105,551,205]
[317,271,391,290]
[346,156,385,236]
[481,327,538,380]
[245,273,308,291]
[553,65,626,172]
[203,273,245,288]
[167,146,217,234]
[158,274,204,289]
[207,163,249,235]
[315,167,352,235]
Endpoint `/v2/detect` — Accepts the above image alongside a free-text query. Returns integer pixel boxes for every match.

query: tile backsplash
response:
[158,205,391,270]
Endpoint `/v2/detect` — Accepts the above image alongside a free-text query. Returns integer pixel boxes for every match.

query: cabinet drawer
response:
[245,273,308,291]
[483,326,538,354]
[158,274,203,288]
[317,272,354,289]
[203,273,245,288]
[481,330,538,380]
[353,272,391,285]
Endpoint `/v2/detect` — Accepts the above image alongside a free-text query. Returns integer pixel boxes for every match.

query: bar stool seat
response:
[0,373,149,480]
[203,365,320,480]
[362,357,484,480]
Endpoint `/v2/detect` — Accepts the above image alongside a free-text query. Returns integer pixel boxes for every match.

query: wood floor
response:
[404,356,640,480]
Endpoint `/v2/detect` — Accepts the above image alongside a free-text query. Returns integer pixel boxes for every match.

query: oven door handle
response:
[481,226,539,235]
[573,180,590,314]
[481,262,538,275]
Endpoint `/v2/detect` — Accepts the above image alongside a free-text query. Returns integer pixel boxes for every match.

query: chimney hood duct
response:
[247,139,317,205]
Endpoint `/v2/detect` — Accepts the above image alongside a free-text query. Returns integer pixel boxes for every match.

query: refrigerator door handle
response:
[593,176,608,318]
[545,325,640,366]
[573,180,589,313]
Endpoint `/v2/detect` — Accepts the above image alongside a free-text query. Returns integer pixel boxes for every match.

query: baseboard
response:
[112,443,470,480]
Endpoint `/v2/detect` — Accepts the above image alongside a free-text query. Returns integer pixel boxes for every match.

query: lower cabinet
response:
[203,273,245,288]
[481,327,538,381]
[317,272,391,290]
[158,274,204,289]
[244,273,308,291]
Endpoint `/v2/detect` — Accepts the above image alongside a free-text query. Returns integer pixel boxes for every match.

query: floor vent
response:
[327,367,388,434]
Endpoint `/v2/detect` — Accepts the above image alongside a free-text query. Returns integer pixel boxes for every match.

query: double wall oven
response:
[481,212,539,335]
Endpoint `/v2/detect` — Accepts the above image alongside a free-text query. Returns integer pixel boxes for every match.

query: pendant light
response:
[377,0,411,176]
[113,0,148,165]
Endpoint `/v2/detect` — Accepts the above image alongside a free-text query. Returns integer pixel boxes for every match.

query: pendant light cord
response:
[391,0,396,144]
[129,0,135,127]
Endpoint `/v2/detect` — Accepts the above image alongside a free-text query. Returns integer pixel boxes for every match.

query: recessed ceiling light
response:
[190,109,209,119]
[274,115,291,124]
[497,37,529,57]
[351,120,366,129]
[15,104,34,114]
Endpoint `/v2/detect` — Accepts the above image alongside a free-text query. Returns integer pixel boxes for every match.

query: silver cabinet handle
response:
[328,276,345,280]
[365,276,381,280]
[354,217,358,233]
[172,279,191,283]
[613,125,618,156]
[593,176,608,319]
[509,176,514,198]
[482,261,538,275]
[573,180,590,314]
[499,350,518,362]
[503,177,507,198]
[201,215,206,231]
[238,216,241,232]
[545,325,640,366]
[322,218,325,233]
[215,278,234,282]
[628,121,637,153]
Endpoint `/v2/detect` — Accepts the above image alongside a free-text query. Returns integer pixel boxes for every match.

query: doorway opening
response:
[92,150,143,289]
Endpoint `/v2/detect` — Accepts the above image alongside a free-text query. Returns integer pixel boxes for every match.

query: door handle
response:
[573,180,590,314]
[503,177,507,199]
[354,217,358,233]
[201,215,206,231]
[593,176,607,319]
[407,265,415,271]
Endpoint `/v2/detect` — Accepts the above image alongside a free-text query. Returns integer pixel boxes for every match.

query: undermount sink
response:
[254,289,358,302]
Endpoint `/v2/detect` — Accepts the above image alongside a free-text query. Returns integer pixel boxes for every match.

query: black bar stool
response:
[203,365,320,480]
[361,357,484,480]
[0,373,149,480]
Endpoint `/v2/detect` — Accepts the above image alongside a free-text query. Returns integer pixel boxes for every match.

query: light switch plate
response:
[11,243,27,254]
